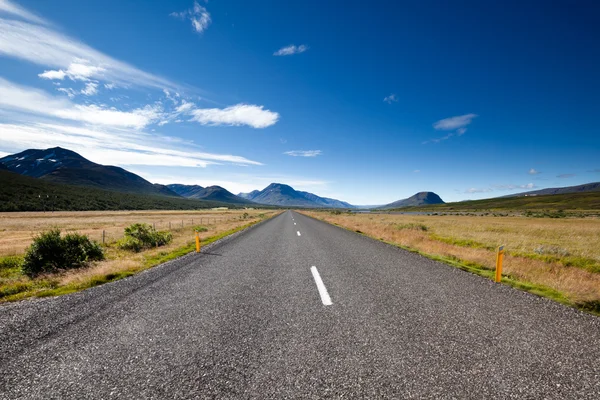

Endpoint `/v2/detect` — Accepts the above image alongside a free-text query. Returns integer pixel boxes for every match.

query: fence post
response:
[169,221,171,230]
[495,246,505,282]
[102,230,105,244]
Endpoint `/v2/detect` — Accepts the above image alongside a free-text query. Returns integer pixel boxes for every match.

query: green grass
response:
[0,216,272,302]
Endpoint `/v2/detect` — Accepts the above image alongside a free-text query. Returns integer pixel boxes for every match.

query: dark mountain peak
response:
[0,147,179,197]
[238,183,354,208]
[166,183,252,205]
[380,191,444,209]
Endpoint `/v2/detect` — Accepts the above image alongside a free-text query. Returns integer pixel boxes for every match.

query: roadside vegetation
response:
[0,209,279,302]
[301,211,600,314]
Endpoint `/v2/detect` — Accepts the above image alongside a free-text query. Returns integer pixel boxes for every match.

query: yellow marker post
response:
[495,245,505,282]
[195,231,201,253]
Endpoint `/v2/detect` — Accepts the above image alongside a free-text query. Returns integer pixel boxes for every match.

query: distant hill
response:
[0,147,179,197]
[0,170,234,212]
[169,184,254,205]
[507,182,600,197]
[167,184,205,198]
[239,183,355,208]
[399,191,600,212]
[379,192,444,209]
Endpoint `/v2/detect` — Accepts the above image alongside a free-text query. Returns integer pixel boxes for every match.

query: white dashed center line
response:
[297,231,301,236]
[310,266,332,306]
[294,222,297,225]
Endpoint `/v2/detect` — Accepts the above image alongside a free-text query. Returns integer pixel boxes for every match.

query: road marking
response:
[294,222,297,225]
[297,231,301,236]
[310,266,332,306]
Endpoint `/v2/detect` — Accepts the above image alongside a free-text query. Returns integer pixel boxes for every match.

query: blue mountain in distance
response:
[239,183,355,208]
[168,184,254,205]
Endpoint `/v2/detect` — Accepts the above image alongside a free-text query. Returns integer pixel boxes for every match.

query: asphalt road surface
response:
[1,211,599,399]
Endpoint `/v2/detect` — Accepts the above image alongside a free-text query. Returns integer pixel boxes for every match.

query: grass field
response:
[0,209,280,301]
[302,211,600,314]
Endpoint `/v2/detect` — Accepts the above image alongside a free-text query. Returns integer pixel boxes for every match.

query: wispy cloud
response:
[0,8,178,91]
[283,150,322,157]
[0,122,263,168]
[557,173,575,178]
[0,77,162,129]
[189,104,279,129]
[383,94,398,104]
[589,169,600,173]
[0,0,47,25]
[80,82,98,96]
[413,170,420,173]
[465,183,536,194]
[424,113,477,144]
[528,168,540,175]
[433,114,477,130]
[465,188,493,194]
[493,183,536,190]
[273,44,309,56]
[170,1,211,34]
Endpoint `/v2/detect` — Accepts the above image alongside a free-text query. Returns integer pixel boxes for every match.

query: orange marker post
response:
[195,231,201,253]
[495,245,505,282]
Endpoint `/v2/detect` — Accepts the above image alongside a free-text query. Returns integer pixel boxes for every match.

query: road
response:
[1,211,599,399]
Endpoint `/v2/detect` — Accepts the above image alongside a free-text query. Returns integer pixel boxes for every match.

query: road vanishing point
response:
[1,211,599,399]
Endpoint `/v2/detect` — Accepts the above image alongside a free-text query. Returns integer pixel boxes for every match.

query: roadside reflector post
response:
[495,245,505,282]
[195,231,201,253]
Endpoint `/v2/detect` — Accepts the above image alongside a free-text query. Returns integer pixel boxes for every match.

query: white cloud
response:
[283,150,322,157]
[456,127,467,135]
[190,104,279,129]
[81,82,98,96]
[433,113,477,130]
[0,0,47,25]
[170,1,211,34]
[274,44,309,56]
[422,132,455,144]
[0,16,178,90]
[57,87,76,98]
[104,83,116,90]
[528,168,540,175]
[413,170,420,173]
[383,94,398,104]
[0,77,161,129]
[39,69,66,80]
[465,188,493,194]
[0,122,263,169]
[493,183,536,190]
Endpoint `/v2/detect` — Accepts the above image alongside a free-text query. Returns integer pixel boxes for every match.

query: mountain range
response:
[2,146,597,212]
[167,184,254,205]
[239,183,355,208]
[0,147,177,197]
[505,182,600,197]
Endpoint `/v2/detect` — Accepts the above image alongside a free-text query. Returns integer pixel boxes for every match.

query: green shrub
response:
[22,229,104,277]
[117,223,172,252]
[0,256,23,271]
[193,225,209,232]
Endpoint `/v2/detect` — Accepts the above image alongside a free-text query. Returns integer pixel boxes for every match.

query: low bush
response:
[193,225,209,232]
[117,223,172,252]
[0,256,23,271]
[396,223,428,232]
[22,229,104,277]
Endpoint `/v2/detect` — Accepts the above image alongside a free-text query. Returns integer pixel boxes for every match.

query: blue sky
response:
[0,0,598,204]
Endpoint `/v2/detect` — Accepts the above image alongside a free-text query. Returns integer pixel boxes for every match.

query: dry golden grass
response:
[301,211,600,307]
[0,209,280,301]
[0,209,265,256]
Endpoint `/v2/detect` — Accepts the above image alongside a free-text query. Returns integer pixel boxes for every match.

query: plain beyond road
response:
[0,211,599,399]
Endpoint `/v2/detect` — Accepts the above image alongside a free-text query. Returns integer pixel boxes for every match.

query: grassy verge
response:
[301,211,600,316]
[0,212,278,302]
